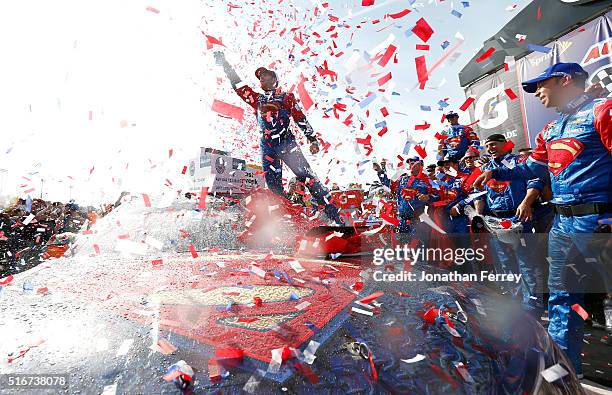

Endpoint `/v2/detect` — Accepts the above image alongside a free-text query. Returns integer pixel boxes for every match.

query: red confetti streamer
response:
[414,145,427,159]
[459,97,475,111]
[476,47,495,63]
[146,6,160,14]
[504,88,518,100]
[93,244,100,255]
[380,107,389,117]
[142,193,151,207]
[297,79,314,111]
[415,56,428,89]
[416,44,430,51]
[411,18,434,43]
[415,122,431,130]
[181,166,187,175]
[377,72,392,86]
[362,0,375,5]
[188,244,198,258]
[197,187,208,210]
[377,127,388,137]
[388,8,411,19]
[571,304,589,320]
[377,44,397,67]
[536,6,541,21]
[204,34,225,47]
[358,291,384,304]
[152,259,163,266]
[502,140,515,152]
[0,275,14,285]
[211,99,244,123]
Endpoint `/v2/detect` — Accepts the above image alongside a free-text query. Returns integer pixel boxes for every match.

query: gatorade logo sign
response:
[474,84,508,129]
[581,38,612,67]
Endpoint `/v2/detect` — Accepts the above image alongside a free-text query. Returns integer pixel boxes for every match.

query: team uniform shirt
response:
[235,85,315,140]
[492,95,612,206]
[477,153,543,215]
[440,124,480,161]
[378,172,438,217]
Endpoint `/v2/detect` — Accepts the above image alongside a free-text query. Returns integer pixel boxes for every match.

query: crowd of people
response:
[363,62,610,378]
[0,195,118,277]
[278,61,611,378]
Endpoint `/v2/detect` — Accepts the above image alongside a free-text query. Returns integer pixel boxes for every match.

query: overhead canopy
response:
[459,0,612,87]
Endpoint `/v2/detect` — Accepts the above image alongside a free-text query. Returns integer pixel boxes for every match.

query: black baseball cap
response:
[445,111,459,120]
[484,134,507,144]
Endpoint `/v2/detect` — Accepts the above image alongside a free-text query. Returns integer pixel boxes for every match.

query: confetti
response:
[571,304,589,320]
[411,18,434,43]
[388,8,411,19]
[362,0,375,6]
[142,193,152,207]
[401,354,426,363]
[504,88,518,100]
[459,97,475,111]
[377,44,397,67]
[525,43,551,54]
[188,244,198,258]
[450,10,462,18]
[377,72,392,86]
[358,291,384,304]
[540,364,569,382]
[212,99,245,123]
[415,56,428,89]
[476,47,495,63]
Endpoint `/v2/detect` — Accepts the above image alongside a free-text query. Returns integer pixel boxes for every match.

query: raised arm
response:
[214,51,259,109]
[214,51,242,89]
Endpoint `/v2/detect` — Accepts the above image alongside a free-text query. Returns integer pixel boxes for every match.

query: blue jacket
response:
[492,96,612,206]
[378,172,437,217]
[441,124,479,160]
[477,153,543,213]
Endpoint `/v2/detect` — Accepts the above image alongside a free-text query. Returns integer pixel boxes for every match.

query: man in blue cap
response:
[475,62,612,376]
[437,111,480,164]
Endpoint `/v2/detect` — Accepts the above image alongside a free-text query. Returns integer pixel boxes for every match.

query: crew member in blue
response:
[475,62,612,376]
[374,157,437,240]
[438,111,480,163]
[214,51,342,225]
[474,133,545,319]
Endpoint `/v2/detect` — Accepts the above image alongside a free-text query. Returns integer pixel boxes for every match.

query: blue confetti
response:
[392,91,401,96]
[290,292,299,300]
[525,43,551,54]
[403,141,412,155]
[375,120,387,129]
[461,1,470,7]
[451,10,462,18]
[23,282,33,292]
[358,93,377,108]
[441,41,450,49]
[438,100,450,109]
[404,29,414,38]
[358,169,366,175]
[420,105,431,111]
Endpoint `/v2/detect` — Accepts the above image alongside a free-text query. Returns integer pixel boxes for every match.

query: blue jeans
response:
[547,212,611,375]
[491,220,544,319]
[260,133,341,223]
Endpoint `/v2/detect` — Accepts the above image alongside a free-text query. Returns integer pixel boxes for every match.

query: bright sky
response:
[0,0,531,206]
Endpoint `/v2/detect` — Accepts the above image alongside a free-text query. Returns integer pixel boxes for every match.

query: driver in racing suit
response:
[214,51,342,225]
[475,62,612,376]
